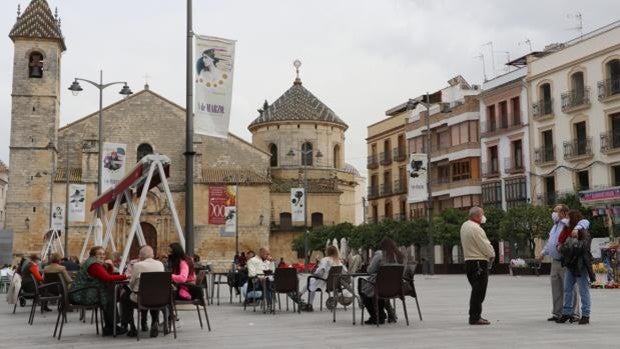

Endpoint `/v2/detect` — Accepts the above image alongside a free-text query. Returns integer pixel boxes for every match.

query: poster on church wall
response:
[68,184,86,222]
[51,203,64,231]
[407,153,428,203]
[101,142,127,192]
[209,186,237,229]
[291,188,305,223]
[194,35,236,139]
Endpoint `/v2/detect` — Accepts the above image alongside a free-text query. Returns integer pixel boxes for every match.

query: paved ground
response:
[2,275,619,348]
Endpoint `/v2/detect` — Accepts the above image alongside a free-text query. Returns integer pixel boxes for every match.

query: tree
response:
[433,208,467,264]
[482,206,505,242]
[500,205,551,258]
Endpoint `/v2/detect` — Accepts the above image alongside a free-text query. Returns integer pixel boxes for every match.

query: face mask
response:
[561,218,569,225]
[551,212,559,222]
[480,215,487,224]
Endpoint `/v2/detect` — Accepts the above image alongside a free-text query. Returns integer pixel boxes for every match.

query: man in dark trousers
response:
[460,206,495,325]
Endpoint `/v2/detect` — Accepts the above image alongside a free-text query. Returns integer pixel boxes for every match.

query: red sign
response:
[579,187,620,203]
[208,186,236,225]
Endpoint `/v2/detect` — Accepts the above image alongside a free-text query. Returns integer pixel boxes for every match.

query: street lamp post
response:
[287,147,323,271]
[68,70,132,216]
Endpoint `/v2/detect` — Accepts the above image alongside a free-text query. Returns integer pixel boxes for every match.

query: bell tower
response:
[6,0,66,254]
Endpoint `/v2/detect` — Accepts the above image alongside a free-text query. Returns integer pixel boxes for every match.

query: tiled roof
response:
[199,168,271,184]
[344,163,360,176]
[54,168,82,182]
[248,80,348,130]
[270,178,342,194]
[9,0,66,51]
[0,160,8,173]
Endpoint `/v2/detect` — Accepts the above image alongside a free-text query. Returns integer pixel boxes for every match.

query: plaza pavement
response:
[2,274,619,349]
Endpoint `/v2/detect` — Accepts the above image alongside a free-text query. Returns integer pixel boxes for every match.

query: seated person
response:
[43,252,73,286]
[246,247,275,305]
[121,245,164,338]
[168,242,199,300]
[295,245,346,312]
[21,254,50,312]
[61,257,80,272]
[70,246,127,336]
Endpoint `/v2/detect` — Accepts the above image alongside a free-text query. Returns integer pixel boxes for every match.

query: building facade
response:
[0,161,7,229]
[406,76,482,217]
[366,105,408,224]
[528,22,620,205]
[479,67,531,209]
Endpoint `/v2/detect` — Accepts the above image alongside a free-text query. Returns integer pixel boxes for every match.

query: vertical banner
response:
[224,185,237,234]
[209,185,237,233]
[407,154,428,203]
[194,35,236,138]
[291,188,305,223]
[101,142,127,192]
[51,203,65,231]
[68,184,86,222]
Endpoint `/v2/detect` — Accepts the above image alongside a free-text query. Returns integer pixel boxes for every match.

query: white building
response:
[480,67,531,209]
[528,21,620,204]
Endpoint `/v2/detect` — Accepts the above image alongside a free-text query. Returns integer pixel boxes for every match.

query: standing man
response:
[537,204,587,322]
[460,206,495,325]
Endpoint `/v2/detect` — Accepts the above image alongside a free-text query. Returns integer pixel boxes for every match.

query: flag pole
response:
[185,0,195,256]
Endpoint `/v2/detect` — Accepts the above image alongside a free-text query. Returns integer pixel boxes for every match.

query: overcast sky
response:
[1,0,619,177]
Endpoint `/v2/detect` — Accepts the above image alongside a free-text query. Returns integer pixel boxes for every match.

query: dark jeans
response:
[361,293,386,321]
[120,289,159,328]
[248,278,273,305]
[465,260,489,323]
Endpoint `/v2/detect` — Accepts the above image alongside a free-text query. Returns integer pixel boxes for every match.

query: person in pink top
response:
[168,242,197,300]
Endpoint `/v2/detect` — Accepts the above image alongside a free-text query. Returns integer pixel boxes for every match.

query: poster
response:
[407,153,428,203]
[101,142,127,192]
[68,184,86,222]
[209,185,237,229]
[291,188,305,223]
[194,35,236,138]
[51,203,64,231]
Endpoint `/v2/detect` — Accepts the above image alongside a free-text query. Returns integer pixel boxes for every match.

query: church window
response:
[137,143,154,162]
[269,143,278,167]
[301,142,313,166]
[333,144,340,168]
[280,212,292,230]
[29,52,44,78]
[311,212,323,227]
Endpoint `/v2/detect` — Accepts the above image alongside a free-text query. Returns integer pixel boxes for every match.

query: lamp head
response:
[119,83,133,96]
[68,80,83,96]
[286,149,296,157]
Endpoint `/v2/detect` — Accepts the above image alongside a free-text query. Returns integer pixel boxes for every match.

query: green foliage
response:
[482,206,505,241]
[433,208,467,248]
[500,204,552,257]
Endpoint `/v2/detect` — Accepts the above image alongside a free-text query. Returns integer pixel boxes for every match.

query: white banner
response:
[101,142,127,192]
[407,154,428,203]
[291,188,305,223]
[51,203,64,231]
[194,35,236,138]
[68,184,86,222]
[224,206,237,234]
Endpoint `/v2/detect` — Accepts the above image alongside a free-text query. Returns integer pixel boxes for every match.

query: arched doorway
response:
[129,222,158,260]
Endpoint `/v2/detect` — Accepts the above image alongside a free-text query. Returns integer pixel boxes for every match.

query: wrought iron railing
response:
[561,87,590,112]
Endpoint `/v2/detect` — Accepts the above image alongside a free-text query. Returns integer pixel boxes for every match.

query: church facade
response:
[5,0,362,269]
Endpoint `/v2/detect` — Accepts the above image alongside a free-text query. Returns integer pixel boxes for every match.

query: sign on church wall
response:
[194,35,236,139]
[209,186,237,232]
[291,188,305,223]
[101,142,127,192]
[51,203,64,231]
[68,184,86,222]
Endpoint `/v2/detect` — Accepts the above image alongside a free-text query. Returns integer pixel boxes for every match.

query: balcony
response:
[537,191,558,207]
[534,145,556,165]
[393,179,407,194]
[393,146,407,162]
[532,99,553,120]
[503,157,524,174]
[563,138,592,160]
[379,151,392,166]
[431,142,451,153]
[380,182,393,196]
[561,88,590,113]
[367,186,379,200]
[481,161,500,178]
[367,154,378,170]
[600,131,620,153]
[598,78,620,101]
[481,115,524,137]
[481,121,497,135]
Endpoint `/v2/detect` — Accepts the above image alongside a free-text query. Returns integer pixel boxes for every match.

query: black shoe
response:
[547,316,559,321]
[301,304,314,312]
[569,316,580,323]
[150,323,159,338]
[555,315,571,323]
[102,326,127,337]
[578,316,589,325]
[469,318,491,325]
[41,306,53,312]
[387,317,397,323]
[141,322,148,332]
[127,328,138,337]
[364,318,386,325]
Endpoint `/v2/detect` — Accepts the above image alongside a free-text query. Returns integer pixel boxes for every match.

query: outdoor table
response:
[210,272,229,306]
[112,280,129,337]
[342,272,370,325]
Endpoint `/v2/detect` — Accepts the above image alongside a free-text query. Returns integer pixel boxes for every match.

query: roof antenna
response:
[474,53,487,82]
[481,42,496,79]
[567,12,583,38]
[518,38,532,53]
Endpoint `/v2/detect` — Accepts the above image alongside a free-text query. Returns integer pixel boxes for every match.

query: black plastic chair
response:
[136,272,175,341]
[28,274,62,325]
[274,268,301,313]
[307,265,343,311]
[173,270,211,331]
[403,272,423,321]
[54,275,103,340]
[12,275,36,314]
[359,265,409,327]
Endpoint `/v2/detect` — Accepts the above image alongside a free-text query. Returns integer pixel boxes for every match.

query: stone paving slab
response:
[2,275,619,348]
